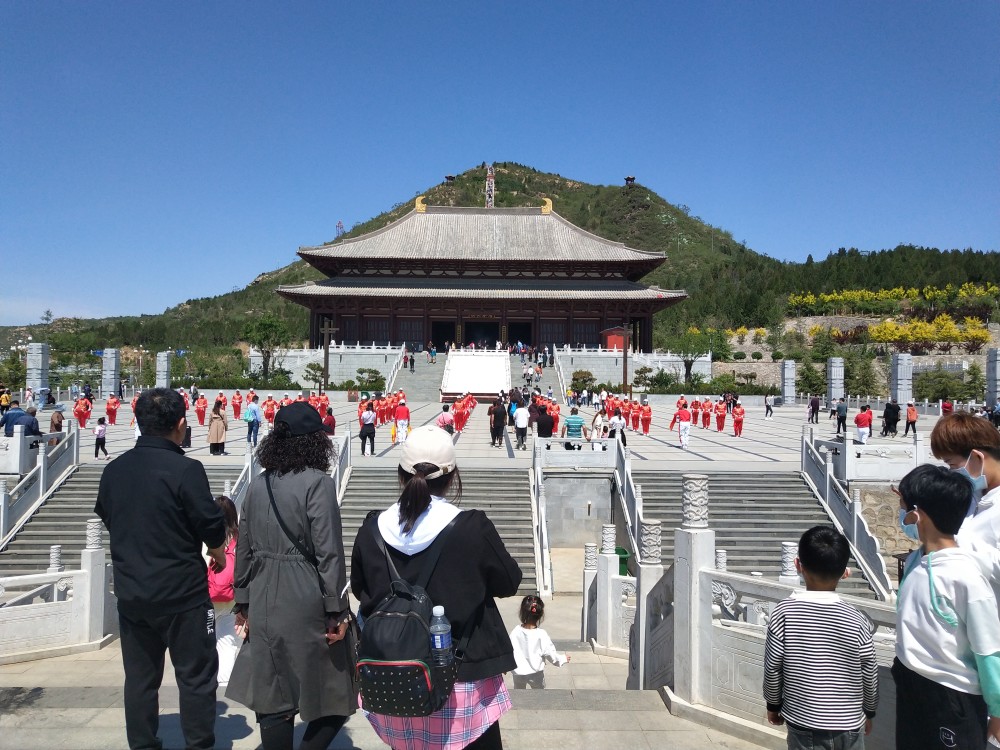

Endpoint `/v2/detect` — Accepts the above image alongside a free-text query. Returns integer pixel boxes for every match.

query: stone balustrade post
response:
[582,542,598,642]
[715,549,727,571]
[851,488,864,544]
[673,474,714,705]
[47,544,63,573]
[0,479,9,538]
[81,518,108,643]
[779,541,799,586]
[36,442,48,495]
[224,480,232,497]
[629,518,664,690]
[595,524,618,649]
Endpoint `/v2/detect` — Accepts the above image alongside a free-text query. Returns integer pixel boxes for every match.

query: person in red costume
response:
[669,404,692,449]
[105,394,121,426]
[308,391,320,411]
[216,391,228,411]
[317,392,329,415]
[179,389,189,410]
[676,395,688,410]
[262,394,278,425]
[280,394,293,407]
[74,397,92,429]
[550,400,561,435]
[701,400,712,429]
[732,401,746,437]
[640,402,653,436]
[194,394,209,426]
[231,390,242,420]
[630,401,642,432]
[715,399,727,432]
[294,393,307,403]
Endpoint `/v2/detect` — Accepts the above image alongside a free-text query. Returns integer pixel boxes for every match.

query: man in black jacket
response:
[95,387,226,750]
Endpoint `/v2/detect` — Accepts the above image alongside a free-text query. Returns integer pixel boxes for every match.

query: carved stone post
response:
[826,357,844,406]
[155,351,172,389]
[674,474,715,705]
[81,518,107,644]
[781,360,797,404]
[779,541,799,586]
[47,544,64,573]
[715,549,727,571]
[891,353,913,406]
[629,519,665,690]
[595,524,618,649]
[681,474,709,529]
[36,442,47,495]
[26,342,50,397]
[224,480,232,497]
[582,542,598,642]
[101,349,120,400]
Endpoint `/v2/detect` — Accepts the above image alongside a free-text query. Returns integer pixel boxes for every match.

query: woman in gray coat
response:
[227,402,354,750]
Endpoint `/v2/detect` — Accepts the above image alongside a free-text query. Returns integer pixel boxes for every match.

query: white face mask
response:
[953,451,989,516]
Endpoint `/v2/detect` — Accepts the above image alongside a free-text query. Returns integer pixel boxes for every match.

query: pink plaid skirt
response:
[363,675,511,750]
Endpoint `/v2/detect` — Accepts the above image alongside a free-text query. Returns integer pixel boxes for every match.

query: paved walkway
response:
[6,391,936,748]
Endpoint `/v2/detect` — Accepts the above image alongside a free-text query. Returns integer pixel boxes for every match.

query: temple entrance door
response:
[430,321,456,351]
[463,321,500,348]
[508,322,532,347]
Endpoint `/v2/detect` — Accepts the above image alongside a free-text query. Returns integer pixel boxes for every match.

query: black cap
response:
[275,402,323,436]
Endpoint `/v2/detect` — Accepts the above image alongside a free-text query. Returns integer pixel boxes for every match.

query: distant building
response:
[278,197,687,352]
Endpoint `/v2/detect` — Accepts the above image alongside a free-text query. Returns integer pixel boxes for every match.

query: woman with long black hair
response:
[351,425,522,749]
[227,402,355,750]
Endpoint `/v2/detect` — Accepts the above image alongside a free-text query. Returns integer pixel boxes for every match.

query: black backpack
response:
[356,515,471,717]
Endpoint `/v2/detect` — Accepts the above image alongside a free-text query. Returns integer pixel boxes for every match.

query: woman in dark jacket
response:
[351,425,522,750]
[227,402,355,750]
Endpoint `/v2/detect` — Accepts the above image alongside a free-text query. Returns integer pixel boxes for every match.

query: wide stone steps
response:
[341,466,537,595]
[633,470,876,598]
[0,463,243,577]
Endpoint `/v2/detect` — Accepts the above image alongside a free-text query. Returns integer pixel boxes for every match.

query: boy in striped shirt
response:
[764,525,878,749]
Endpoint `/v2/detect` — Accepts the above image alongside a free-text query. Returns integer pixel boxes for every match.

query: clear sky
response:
[2,1,997,326]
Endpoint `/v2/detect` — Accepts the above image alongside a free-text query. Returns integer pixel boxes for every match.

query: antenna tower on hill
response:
[335,221,344,238]
[485,164,495,208]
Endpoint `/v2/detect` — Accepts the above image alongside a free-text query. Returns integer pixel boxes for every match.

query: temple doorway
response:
[463,321,500,347]
[507,321,532,347]
[430,321,456,351]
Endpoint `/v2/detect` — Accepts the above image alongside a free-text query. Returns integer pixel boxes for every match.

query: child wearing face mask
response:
[894,464,1000,749]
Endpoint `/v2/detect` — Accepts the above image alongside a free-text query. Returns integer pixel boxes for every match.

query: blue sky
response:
[2,1,997,326]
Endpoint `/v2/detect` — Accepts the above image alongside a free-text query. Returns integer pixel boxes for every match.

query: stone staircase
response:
[389,352,446,402]
[341,465,537,595]
[0,462,244,577]
[632,470,877,598]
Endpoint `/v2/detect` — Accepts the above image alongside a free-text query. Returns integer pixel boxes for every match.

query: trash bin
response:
[614,546,631,576]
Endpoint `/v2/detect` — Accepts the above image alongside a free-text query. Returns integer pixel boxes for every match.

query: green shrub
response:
[771,350,784,361]
[751,351,763,361]
[733,351,747,360]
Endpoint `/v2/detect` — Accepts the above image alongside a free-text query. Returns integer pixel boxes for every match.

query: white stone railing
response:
[0,518,114,663]
[800,428,893,600]
[811,430,929,484]
[529,444,554,599]
[794,393,977,417]
[581,473,900,747]
[332,429,351,504]
[384,350,406,393]
[0,423,80,550]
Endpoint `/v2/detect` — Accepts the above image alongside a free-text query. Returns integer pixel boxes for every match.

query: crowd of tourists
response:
[97,389,534,750]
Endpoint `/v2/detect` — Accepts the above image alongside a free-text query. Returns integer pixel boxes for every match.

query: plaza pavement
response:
[2,395,937,748]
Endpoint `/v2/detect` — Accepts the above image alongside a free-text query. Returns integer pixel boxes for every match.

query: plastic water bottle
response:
[429,605,453,666]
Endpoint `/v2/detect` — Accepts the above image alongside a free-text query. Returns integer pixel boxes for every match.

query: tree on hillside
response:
[797,362,826,396]
[243,314,291,381]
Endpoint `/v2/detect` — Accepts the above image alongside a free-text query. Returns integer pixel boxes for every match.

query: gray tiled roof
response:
[299,206,665,263]
[277,277,686,301]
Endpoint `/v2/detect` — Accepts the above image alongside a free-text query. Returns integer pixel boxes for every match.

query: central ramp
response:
[440,351,511,401]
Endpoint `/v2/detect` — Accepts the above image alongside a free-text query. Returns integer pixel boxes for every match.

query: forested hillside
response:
[2,162,995,357]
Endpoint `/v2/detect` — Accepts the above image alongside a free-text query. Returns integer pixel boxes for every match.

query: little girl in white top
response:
[509,595,569,689]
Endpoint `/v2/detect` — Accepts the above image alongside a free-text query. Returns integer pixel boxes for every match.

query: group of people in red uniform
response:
[674,395,747,438]
[600,394,654,435]
[451,392,479,433]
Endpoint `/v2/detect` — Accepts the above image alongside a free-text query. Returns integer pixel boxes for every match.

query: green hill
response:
[3,162,996,364]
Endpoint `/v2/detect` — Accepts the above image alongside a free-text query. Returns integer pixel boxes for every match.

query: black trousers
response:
[490,424,504,444]
[904,420,917,435]
[892,657,986,750]
[836,415,847,434]
[119,602,218,750]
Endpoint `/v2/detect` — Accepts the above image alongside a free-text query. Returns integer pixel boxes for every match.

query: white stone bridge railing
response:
[1,422,80,550]
[583,473,900,749]
[0,519,116,664]
[800,427,894,600]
